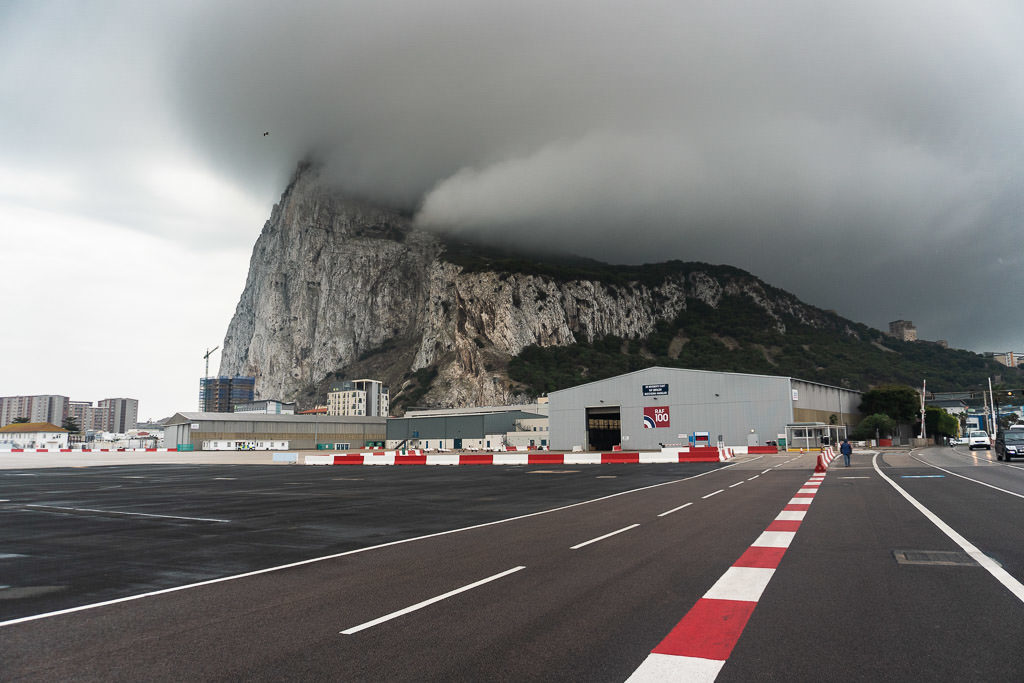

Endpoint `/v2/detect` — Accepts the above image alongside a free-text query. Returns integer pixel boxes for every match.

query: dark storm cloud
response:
[166,1,1024,351]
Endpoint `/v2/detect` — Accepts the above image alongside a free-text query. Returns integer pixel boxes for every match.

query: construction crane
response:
[200,346,219,412]
[203,346,219,379]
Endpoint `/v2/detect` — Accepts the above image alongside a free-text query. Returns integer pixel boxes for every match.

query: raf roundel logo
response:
[643,414,657,429]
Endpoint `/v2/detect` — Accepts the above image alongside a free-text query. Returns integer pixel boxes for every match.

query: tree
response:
[859,385,920,424]
[998,413,1021,431]
[924,407,958,440]
[12,416,29,423]
[61,416,80,433]
[851,413,897,440]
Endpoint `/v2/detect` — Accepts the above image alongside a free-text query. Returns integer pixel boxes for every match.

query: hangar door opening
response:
[586,406,621,451]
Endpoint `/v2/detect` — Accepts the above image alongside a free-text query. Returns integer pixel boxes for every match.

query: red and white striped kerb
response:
[626,471,826,681]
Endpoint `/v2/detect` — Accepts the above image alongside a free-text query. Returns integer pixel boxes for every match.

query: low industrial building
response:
[164,412,386,451]
[548,367,861,451]
[233,400,296,414]
[387,405,548,450]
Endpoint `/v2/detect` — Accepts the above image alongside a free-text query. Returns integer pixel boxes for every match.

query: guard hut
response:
[785,422,848,452]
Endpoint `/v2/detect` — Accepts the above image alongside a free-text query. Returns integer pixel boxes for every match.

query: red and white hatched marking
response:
[626,472,825,681]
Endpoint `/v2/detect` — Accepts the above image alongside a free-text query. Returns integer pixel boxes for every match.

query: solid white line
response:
[909,454,1024,500]
[873,453,1024,604]
[340,566,526,634]
[658,502,693,517]
[24,505,229,523]
[571,524,641,550]
[0,461,747,630]
[702,489,724,499]
[729,482,744,488]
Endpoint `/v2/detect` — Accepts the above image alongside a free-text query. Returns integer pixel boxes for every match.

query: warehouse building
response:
[386,408,548,451]
[164,412,386,451]
[548,367,860,451]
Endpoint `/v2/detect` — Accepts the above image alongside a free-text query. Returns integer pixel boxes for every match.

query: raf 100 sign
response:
[643,406,671,429]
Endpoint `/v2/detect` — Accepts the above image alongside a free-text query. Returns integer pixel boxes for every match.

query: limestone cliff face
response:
[219,163,826,409]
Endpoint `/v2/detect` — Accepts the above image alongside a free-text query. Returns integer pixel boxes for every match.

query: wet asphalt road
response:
[3,448,1024,681]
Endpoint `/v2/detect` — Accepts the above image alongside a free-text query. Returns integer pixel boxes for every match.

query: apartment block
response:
[327,379,389,417]
[0,395,69,428]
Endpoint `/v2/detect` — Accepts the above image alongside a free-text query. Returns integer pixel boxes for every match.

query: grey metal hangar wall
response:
[548,367,797,451]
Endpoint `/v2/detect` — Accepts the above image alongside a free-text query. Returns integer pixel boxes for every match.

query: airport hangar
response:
[164,412,386,451]
[548,367,862,452]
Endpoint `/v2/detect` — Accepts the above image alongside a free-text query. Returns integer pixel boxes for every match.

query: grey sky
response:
[3,1,1023,417]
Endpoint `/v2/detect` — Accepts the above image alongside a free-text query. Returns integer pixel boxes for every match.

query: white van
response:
[968,430,991,450]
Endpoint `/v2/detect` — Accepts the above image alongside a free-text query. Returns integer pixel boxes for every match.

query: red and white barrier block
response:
[626,471,826,681]
[304,448,737,467]
[814,446,837,473]
[0,448,179,453]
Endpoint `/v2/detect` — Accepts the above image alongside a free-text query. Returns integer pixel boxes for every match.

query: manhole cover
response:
[893,550,983,567]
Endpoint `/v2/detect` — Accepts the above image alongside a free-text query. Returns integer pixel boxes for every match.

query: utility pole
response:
[919,379,926,439]
[989,377,997,437]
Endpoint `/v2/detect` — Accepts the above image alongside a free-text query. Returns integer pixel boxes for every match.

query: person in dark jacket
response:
[840,439,853,466]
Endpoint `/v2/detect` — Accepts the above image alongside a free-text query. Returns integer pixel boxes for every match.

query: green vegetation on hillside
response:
[509,293,1019,395]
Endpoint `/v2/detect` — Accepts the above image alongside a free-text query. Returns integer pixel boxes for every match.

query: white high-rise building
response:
[327,379,389,417]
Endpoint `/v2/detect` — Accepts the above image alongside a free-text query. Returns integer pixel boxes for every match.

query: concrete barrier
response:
[814,447,837,473]
[300,448,746,467]
[272,452,299,463]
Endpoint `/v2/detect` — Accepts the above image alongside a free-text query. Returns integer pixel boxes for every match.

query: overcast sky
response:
[3,1,1023,420]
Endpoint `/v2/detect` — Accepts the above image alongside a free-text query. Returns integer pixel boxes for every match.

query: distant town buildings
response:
[1,394,138,430]
[99,398,138,433]
[327,379,389,417]
[199,376,256,412]
[234,399,295,414]
[0,421,69,449]
[67,398,139,432]
[888,320,918,342]
[987,352,1022,368]
[297,406,328,415]
[0,395,69,428]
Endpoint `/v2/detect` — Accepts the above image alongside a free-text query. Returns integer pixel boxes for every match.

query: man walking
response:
[840,438,853,467]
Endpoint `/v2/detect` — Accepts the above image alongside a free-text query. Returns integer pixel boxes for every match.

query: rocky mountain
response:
[220,163,1015,412]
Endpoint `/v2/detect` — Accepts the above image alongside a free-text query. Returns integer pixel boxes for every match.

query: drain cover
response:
[893,550,982,567]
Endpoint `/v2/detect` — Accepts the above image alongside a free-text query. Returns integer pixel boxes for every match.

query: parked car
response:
[968,430,991,450]
[996,429,1024,461]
